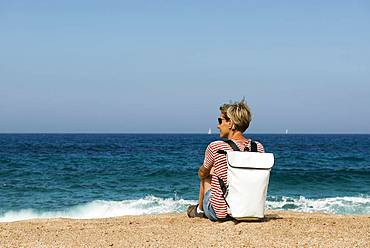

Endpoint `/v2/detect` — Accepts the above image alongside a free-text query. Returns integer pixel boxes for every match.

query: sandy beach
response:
[0,211,369,247]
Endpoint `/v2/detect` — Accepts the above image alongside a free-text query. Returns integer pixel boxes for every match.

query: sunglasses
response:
[218,117,229,124]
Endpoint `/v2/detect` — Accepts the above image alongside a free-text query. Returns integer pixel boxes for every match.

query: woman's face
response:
[217,113,231,138]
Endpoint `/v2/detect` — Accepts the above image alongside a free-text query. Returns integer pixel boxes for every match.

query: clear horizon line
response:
[0,132,369,135]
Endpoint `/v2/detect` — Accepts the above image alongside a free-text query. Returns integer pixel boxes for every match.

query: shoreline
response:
[1,211,369,247]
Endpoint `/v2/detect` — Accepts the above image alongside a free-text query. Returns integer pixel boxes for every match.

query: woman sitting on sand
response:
[187,99,265,221]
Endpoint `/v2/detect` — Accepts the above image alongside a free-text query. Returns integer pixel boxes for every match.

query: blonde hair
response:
[219,98,252,132]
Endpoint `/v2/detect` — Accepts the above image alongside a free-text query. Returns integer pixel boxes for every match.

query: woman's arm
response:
[198,164,212,179]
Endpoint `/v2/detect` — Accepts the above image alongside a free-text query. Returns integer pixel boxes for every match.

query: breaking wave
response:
[0,196,196,222]
[266,195,370,215]
[1,195,369,222]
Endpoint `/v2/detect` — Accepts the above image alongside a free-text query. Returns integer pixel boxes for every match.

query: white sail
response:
[285,129,288,134]
[208,128,212,134]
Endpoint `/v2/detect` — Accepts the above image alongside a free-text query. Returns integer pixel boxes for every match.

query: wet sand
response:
[0,211,369,247]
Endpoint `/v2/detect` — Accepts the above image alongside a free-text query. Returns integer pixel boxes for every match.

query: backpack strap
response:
[244,140,258,152]
[215,139,240,209]
[251,141,258,152]
[219,139,257,153]
[217,139,258,154]
[224,140,240,151]
[217,176,229,208]
[216,140,240,154]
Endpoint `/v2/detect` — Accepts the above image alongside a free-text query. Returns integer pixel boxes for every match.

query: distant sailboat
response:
[208,128,212,135]
[285,129,289,134]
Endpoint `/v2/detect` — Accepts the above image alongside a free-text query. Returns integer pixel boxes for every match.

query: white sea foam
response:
[1,195,369,222]
[266,195,370,215]
[0,196,196,223]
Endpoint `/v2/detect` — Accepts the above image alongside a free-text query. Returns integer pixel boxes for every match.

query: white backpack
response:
[217,140,274,220]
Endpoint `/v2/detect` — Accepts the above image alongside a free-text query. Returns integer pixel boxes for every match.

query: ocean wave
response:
[332,156,366,162]
[0,196,196,223]
[266,195,370,215]
[1,195,369,222]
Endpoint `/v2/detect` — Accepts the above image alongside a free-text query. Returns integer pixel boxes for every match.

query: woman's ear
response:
[229,120,235,130]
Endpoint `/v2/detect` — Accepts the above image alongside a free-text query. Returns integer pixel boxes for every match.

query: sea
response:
[0,134,369,222]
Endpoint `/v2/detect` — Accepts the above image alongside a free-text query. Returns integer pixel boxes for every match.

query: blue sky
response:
[1,0,369,133]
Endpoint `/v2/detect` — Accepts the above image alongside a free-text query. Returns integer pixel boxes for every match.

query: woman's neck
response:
[227,131,246,141]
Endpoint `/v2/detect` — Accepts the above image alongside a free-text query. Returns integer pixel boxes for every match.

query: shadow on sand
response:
[228,214,283,224]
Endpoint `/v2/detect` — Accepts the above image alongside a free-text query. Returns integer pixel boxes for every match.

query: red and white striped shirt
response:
[203,139,265,219]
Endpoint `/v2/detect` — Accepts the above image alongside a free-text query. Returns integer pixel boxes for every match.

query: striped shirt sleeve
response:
[256,141,265,153]
[203,143,215,169]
